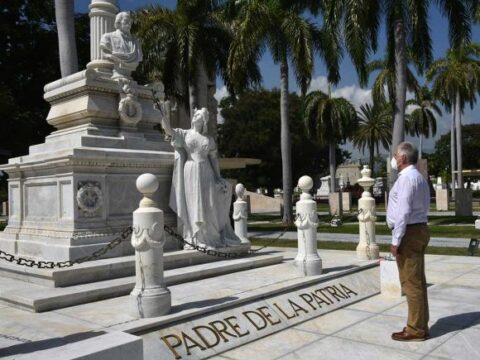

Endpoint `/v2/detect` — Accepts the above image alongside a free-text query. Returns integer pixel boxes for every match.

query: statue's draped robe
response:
[169,128,241,248]
[100,30,142,70]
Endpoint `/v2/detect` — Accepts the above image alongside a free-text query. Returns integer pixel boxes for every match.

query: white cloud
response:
[214,86,229,124]
[307,76,372,109]
[214,85,229,103]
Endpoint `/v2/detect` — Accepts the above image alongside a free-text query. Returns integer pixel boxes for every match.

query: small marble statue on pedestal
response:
[356,166,379,260]
[233,184,251,244]
[160,107,243,249]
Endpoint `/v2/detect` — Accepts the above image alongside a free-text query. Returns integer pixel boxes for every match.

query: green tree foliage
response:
[217,90,348,193]
[303,89,357,192]
[352,102,392,173]
[0,0,89,162]
[427,124,480,180]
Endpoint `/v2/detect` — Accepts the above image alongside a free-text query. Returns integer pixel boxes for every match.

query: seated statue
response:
[161,107,242,249]
[100,12,143,79]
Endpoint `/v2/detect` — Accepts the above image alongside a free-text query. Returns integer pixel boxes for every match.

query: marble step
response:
[0,253,283,312]
[0,245,251,287]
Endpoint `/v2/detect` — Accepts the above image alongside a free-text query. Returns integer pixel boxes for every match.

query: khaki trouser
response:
[396,224,430,337]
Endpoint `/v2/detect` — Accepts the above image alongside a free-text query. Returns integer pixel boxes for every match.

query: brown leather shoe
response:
[391,330,427,342]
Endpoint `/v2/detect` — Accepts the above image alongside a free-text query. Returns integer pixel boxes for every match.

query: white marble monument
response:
[294,175,322,276]
[356,166,379,260]
[0,1,176,261]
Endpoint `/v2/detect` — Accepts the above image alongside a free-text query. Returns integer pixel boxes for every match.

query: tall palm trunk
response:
[455,91,463,187]
[188,61,209,119]
[450,111,456,199]
[390,19,407,186]
[55,0,78,77]
[368,141,375,174]
[280,61,293,224]
[419,134,423,159]
[329,141,336,193]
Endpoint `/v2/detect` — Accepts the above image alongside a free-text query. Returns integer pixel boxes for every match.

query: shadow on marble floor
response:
[0,330,106,357]
[172,296,239,312]
[323,264,359,273]
[429,311,480,338]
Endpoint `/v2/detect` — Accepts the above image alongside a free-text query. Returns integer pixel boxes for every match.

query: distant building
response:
[335,161,362,185]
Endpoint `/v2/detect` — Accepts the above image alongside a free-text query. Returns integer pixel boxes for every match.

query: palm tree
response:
[405,86,441,158]
[54,0,78,77]
[353,102,392,172]
[134,1,260,119]
[226,1,334,224]
[366,58,419,107]
[427,43,480,188]
[303,89,358,194]
[382,0,474,181]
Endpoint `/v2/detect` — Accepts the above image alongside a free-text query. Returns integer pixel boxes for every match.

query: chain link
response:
[0,227,132,269]
[164,222,291,258]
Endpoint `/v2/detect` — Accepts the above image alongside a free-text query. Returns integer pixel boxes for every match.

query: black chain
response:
[164,223,290,257]
[0,227,132,269]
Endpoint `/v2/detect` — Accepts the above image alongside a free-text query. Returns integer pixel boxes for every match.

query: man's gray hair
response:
[397,141,418,164]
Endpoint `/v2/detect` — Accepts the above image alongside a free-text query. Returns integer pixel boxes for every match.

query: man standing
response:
[387,142,430,341]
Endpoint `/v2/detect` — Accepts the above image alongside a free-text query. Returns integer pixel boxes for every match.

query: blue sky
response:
[76,0,480,158]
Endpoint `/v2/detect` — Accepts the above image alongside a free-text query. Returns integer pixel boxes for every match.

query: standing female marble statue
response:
[161,107,242,249]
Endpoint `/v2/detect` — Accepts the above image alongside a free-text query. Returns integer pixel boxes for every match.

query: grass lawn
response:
[250,238,480,257]
[249,220,480,239]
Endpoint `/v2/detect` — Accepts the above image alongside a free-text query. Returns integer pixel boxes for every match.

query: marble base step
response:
[0,253,282,312]
[0,245,251,288]
[1,331,143,360]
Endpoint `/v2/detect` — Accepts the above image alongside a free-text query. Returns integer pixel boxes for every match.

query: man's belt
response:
[406,222,427,227]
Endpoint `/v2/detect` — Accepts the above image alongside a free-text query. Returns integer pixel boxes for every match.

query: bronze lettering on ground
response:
[160,282,360,358]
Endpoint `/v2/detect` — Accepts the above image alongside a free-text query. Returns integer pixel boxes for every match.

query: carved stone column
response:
[130,173,171,318]
[87,0,118,72]
[356,165,379,260]
[294,176,322,276]
[233,183,250,244]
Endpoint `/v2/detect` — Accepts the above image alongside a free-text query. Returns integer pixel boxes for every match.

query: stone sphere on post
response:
[298,175,313,200]
[136,173,159,208]
[136,173,159,195]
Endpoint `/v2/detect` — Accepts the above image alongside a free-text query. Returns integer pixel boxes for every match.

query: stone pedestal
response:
[455,188,473,216]
[0,70,176,261]
[233,184,250,244]
[436,189,449,211]
[380,259,403,297]
[328,192,341,216]
[356,166,379,260]
[342,192,352,212]
[130,174,171,318]
[294,176,322,276]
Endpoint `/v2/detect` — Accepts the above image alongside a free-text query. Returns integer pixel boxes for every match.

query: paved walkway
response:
[215,251,480,360]
[249,231,475,249]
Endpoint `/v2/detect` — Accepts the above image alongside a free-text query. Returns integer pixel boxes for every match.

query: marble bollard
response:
[294,176,322,276]
[380,259,403,298]
[130,173,171,318]
[1,201,7,216]
[233,183,251,244]
[356,166,379,260]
